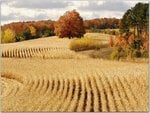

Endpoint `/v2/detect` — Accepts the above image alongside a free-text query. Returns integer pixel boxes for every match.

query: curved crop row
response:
[2,47,86,59]
[1,58,148,112]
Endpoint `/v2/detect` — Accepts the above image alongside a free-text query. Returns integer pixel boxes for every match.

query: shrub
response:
[110,50,119,60]
[111,47,126,60]
[43,29,55,37]
[133,50,141,58]
[90,28,100,33]
[111,30,116,35]
[141,51,149,58]
[70,37,108,51]
[15,35,25,42]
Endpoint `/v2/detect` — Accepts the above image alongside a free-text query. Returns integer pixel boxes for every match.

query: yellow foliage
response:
[70,37,108,51]
[2,28,16,43]
[29,26,36,36]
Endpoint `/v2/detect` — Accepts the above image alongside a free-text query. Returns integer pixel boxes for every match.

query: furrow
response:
[76,77,86,111]
[59,78,75,111]
[122,76,138,111]
[19,49,21,58]
[40,77,59,110]
[48,77,64,111]
[115,76,130,111]
[104,76,118,111]
[54,78,65,109]
[92,75,102,111]
[32,79,40,92]
[40,76,49,94]
[16,49,19,57]
[36,78,45,93]
[99,72,117,111]
[108,75,125,111]
[87,77,94,112]
[113,77,126,111]
[84,76,93,112]
[53,78,69,111]
[67,78,81,111]
[96,74,109,111]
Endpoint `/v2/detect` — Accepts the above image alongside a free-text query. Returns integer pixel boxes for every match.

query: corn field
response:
[1,36,148,112]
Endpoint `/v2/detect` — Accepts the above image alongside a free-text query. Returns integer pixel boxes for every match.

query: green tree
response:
[131,3,149,38]
[120,3,149,38]
[23,29,32,40]
[41,26,55,37]
[118,2,149,59]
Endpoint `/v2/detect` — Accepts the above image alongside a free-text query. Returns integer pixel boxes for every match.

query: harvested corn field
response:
[1,36,148,112]
[1,37,87,59]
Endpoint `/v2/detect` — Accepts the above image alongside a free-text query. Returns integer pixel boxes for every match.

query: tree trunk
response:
[137,24,140,39]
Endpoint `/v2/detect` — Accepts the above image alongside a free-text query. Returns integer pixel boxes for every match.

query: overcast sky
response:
[1,0,149,25]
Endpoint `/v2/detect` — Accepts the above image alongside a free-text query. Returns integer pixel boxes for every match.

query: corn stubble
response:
[1,36,148,112]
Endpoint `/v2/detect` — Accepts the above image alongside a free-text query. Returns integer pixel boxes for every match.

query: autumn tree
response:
[109,36,114,47]
[2,28,16,43]
[83,18,120,30]
[1,20,55,43]
[29,26,37,37]
[55,10,85,39]
[113,2,149,59]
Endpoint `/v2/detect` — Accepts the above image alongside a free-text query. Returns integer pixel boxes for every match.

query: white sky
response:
[1,0,149,25]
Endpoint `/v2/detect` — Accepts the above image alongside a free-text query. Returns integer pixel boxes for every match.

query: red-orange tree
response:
[55,10,85,38]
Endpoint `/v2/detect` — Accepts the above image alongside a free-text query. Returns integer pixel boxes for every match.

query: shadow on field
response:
[76,47,115,59]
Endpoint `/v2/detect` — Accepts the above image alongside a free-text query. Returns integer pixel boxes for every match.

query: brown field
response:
[1,33,148,112]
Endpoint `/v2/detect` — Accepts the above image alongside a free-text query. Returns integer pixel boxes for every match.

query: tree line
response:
[84,18,120,30]
[1,20,55,43]
[1,11,120,43]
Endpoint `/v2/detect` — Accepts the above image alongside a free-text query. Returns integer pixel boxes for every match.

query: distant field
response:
[84,33,111,43]
[1,33,148,112]
[2,36,87,59]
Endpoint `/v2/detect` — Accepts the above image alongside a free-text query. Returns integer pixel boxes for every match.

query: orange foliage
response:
[55,10,85,38]
[141,32,149,51]
[128,34,135,44]
[1,20,55,36]
[121,37,128,48]
[114,35,128,49]
[114,35,122,46]
[109,36,114,47]
[84,18,120,29]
